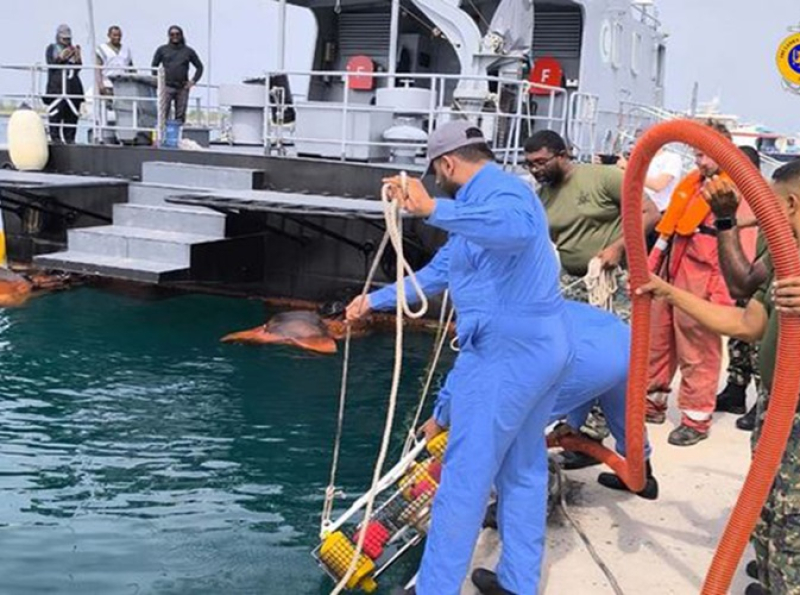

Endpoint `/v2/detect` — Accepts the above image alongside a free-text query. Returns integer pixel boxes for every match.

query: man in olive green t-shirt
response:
[638,159,800,594]
[524,130,660,317]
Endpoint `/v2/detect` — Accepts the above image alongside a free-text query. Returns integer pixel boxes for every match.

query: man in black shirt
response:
[151,25,203,125]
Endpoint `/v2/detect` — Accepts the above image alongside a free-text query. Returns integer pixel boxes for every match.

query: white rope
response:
[321,321,353,535]
[562,257,619,313]
[401,296,455,458]
[328,172,428,595]
[584,258,619,312]
[320,232,391,537]
[552,463,625,595]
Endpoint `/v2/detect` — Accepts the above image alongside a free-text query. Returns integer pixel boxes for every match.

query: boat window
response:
[655,43,666,87]
[600,21,612,64]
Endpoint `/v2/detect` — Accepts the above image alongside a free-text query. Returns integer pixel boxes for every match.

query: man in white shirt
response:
[95,26,133,95]
[617,146,683,213]
[95,25,133,143]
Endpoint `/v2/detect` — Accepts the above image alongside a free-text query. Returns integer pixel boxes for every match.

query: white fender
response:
[8,106,49,172]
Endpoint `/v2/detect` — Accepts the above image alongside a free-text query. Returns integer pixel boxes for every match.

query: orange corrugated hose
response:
[549,119,800,594]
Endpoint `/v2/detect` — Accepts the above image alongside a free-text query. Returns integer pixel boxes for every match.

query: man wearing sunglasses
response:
[151,25,203,125]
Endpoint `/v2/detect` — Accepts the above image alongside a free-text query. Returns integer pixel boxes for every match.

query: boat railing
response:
[600,99,789,182]
[567,92,600,161]
[0,62,167,143]
[0,62,595,167]
[258,68,581,168]
[599,100,696,173]
[0,62,227,146]
[630,1,662,31]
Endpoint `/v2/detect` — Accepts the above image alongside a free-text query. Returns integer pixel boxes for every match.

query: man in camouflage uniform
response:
[641,162,800,595]
[749,389,800,594]
[524,130,659,452]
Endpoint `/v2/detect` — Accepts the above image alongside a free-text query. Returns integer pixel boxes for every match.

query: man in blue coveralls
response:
[347,120,572,594]
[347,121,657,594]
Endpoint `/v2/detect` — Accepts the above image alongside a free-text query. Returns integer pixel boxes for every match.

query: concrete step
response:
[34,251,189,284]
[68,226,220,266]
[113,203,226,238]
[128,183,220,210]
[141,161,265,189]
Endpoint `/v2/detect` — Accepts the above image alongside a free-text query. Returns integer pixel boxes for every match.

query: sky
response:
[0,0,798,133]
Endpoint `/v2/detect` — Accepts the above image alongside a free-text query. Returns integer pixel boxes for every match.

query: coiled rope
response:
[561,257,620,313]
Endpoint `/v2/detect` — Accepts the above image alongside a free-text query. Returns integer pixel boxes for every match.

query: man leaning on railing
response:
[151,25,203,127]
[44,24,84,144]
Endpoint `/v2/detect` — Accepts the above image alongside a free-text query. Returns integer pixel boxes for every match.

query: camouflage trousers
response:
[726,300,761,388]
[752,388,800,594]
[726,338,760,387]
[561,268,631,440]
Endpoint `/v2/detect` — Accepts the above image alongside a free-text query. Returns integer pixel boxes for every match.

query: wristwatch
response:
[714,217,736,231]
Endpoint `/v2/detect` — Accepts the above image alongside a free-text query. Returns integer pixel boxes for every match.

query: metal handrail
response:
[259,68,574,163]
[630,2,662,30]
[0,62,163,144]
[1,61,598,163]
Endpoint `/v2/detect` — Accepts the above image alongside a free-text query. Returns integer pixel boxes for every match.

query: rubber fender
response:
[8,106,49,171]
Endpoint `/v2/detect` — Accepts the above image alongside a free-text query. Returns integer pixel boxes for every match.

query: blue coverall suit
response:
[433,301,652,475]
[551,302,652,461]
[369,163,570,594]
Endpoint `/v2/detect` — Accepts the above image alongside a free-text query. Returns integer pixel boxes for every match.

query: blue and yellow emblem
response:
[776,32,800,86]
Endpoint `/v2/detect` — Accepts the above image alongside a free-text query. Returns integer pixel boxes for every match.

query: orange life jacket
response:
[656,170,731,238]
[648,170,732,277]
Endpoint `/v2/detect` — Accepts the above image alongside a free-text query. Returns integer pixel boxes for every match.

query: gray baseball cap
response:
[424,120,487,176]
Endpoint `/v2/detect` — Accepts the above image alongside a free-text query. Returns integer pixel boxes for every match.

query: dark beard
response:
[536,166,565,188]
[436,177,461,199]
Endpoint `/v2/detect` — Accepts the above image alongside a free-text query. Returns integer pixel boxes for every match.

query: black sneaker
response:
[471,569,516,595]
[668,424,709,446]
[715,383,747,414]
[744,582,768,595]
[556,430,603,470]
[746,560,759,579]
[737,405,758,432]
[559,449,602,470]
[597,460,659,500]
[389,586,415,595]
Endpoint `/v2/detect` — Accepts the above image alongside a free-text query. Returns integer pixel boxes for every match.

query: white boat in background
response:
[691,96,800,165]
